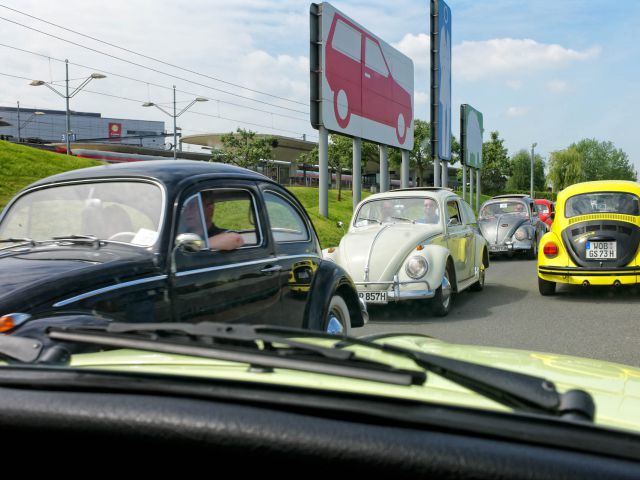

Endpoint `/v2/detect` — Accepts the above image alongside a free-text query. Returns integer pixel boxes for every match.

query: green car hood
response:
[70,334,640,434]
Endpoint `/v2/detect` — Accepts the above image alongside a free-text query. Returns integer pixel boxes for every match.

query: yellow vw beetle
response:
[538,180,640,295]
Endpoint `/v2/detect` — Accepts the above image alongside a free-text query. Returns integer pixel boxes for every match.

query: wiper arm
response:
[0,238,36,249]
[390,216,415,224]
[47,322,426,386]
[358,217,381,224]
[334,337,595,422]
[51,234,101,248]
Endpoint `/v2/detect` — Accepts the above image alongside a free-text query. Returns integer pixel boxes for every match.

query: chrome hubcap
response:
[441,272,452,309]
[326,312,345,335]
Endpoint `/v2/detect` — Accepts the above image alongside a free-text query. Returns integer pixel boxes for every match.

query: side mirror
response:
[175,233,205,253]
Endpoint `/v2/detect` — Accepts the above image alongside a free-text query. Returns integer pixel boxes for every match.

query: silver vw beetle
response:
[478,194,547,258]
[322,188,489,316]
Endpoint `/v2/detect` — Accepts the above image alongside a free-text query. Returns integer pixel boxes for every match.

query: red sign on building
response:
[108,122,122,138]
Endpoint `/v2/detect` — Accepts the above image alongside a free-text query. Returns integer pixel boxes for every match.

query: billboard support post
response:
[442,160,448,188]
[353,137,362,211]
[469,168,474,210]
[380,145,389,192]
[462,166,467,202]
[476,168,480,211]
[401,150,410,188]
[319,126,329,217]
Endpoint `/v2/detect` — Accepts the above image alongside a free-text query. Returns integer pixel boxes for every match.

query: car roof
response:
[25,160,272,192]
[491,194,532,200]
[558,180,640,200]
[360,188,459,203]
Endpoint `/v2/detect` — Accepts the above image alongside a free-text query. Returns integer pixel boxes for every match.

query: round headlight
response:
[405,256,428,279]
[514,227,528,241]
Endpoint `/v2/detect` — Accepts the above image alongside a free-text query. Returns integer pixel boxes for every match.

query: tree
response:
[212,128,275,170]
[302,134,377,200]
[506,149,545,192]
[573,138,636,182]
[547,146,583,191]
[546,139,636,191]
[480,131,510,193]
[389,119,431,186]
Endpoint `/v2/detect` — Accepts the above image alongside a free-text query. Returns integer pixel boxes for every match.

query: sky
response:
[0,0,638,173]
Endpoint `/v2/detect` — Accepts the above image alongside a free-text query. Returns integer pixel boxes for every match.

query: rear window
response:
[565,192,640,218]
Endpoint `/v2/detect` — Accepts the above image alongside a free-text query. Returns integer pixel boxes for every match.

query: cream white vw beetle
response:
[323,188,489,316]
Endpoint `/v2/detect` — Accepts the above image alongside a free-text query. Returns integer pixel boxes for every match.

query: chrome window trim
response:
[198,187,264,251]
[0,178,167,249]
[176,254,322,278]
[263,189,311,243]
[53,275,168,307]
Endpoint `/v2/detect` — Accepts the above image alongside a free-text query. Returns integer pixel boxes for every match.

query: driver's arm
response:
[209,231,244,251]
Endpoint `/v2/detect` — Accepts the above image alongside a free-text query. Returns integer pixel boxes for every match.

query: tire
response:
[432,265,453,317]
[396,113,406,144]
[538,277,556,296]
[333,89,351,128]
[470,264,485,292]
[325,295,351,335]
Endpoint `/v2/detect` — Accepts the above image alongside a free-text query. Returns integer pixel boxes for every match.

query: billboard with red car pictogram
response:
[311,3,414,149]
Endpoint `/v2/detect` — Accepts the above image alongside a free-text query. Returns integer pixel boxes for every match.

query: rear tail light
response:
[543,242,559,258]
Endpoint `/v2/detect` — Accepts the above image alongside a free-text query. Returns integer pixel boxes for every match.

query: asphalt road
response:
[355,256,640,368]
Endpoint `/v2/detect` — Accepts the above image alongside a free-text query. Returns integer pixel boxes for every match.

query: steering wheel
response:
[108,231,137,242]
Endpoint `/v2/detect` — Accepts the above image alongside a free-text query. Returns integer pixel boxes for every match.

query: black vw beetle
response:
[0,160,367,339]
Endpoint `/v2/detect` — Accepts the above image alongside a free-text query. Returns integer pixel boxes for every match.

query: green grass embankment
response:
[0,141,102,209]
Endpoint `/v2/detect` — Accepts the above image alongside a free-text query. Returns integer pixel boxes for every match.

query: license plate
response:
[358,291,388,304]
[586,241,617,260]
[489,245,509,252]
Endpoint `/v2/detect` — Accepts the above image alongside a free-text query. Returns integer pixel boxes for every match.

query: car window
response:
[365,38,389,76]
[332,19,361,62]
[264,191,309,242]
[460,200,476,225]
[479,201,529,218]
[177,189,261,249]
[0,181,163,247]
[565,192,640,218]
[354,197,439,225]
[447,200,461,225]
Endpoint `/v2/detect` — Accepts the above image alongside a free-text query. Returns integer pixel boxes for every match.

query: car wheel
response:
[396,113,406,144]
[333,89,351,128]
[538,277,556,296]
[470,264,485,292]
[528,236,538,260]
[325,295,351,335]
[432,265,453,317]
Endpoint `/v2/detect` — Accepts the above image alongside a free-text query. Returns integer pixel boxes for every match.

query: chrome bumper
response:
[354,276,435,302]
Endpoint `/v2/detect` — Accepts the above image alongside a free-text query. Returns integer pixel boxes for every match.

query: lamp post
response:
[142,85,208,160]
[16,101,45,142]
[531,142,537,198]
[29,59,106,155]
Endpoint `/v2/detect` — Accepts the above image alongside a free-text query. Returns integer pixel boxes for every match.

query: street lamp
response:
[29,59,106,155]
[15,101,45,142]
[531,142,537,198]
[142,85,208,159]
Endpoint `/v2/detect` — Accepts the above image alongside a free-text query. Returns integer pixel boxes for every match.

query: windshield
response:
[354,197,440,226]
[0,181,163,247]
[3,0,640,456]
[565,192,640,218]
[479,201,529,219]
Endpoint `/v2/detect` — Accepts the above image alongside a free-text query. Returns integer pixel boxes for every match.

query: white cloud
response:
[546,80,570,93]
[394,33,430,69]
[506,80,523,90]
[506,106,529,117]
[454,39,600,81]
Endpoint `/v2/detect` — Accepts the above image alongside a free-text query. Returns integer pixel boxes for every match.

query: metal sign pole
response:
[319,126,329,217]
[401,150,410,188]
[380,145,389,192]
[462,166,467,202]
[469,168,474,210]
[476,167,481,211]
[353,137,362,211]
[431,0,440,187]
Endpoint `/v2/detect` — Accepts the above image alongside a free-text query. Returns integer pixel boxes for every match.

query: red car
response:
[325,13,413,144]
[535,199,555,228]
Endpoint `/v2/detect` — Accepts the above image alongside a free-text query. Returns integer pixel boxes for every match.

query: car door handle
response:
[261,265,283,274]
[364,72,371,79]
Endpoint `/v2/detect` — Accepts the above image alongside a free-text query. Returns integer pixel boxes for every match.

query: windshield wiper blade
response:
[47,322,427,387]
[0,238,36,249]
[333,336,595,422]
[51,235,101,248]
[390,216,415,224]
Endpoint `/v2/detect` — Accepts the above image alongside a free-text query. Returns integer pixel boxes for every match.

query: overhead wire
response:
[0,4,307,107]
[0,15,311,117]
